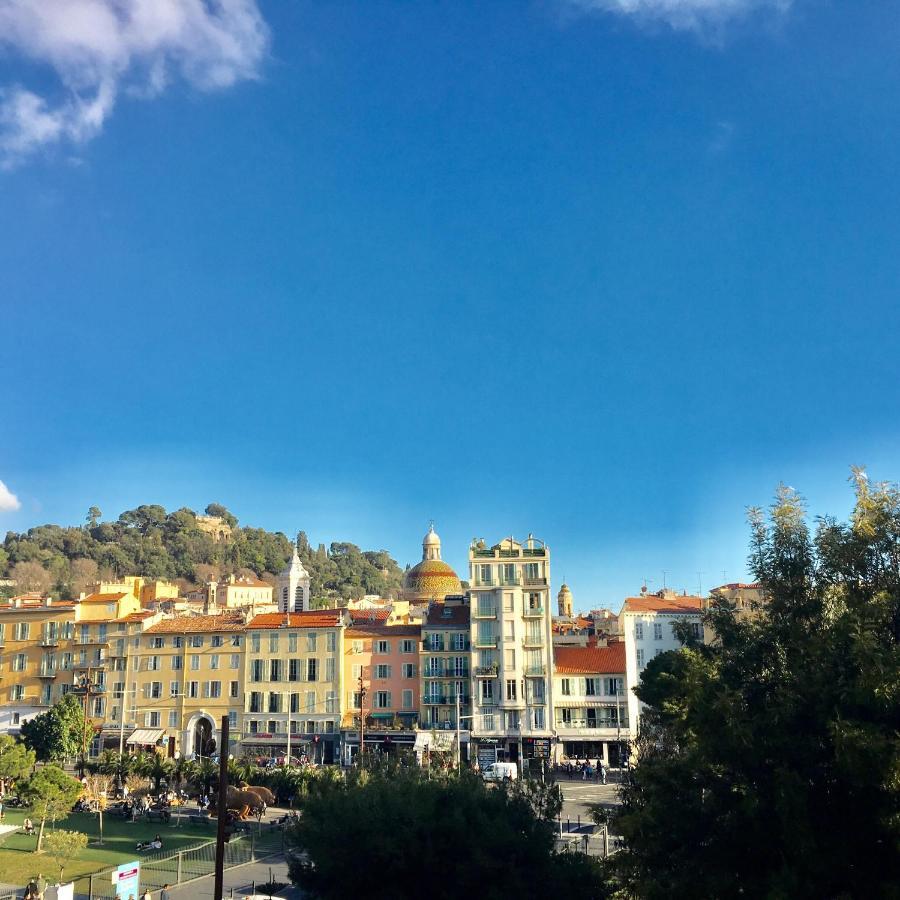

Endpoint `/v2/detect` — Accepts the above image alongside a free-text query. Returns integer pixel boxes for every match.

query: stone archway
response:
[185,712,217,758]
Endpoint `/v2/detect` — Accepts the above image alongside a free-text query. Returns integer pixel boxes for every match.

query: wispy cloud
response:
[566,0,792,36]
[0,0,270,168]
[0,479,21,512]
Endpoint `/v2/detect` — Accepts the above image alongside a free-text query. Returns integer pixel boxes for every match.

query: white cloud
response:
[566,0,792,35]
[0,0,269,167]
[0,479,21,512]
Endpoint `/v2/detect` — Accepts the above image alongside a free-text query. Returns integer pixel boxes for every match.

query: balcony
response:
[522,548,546,558]
[523,577,548,587]
[423,669,469,680]
[472,606,497,618]
[525,665,546,676]
[472,578,494,588]
[76,638,110,646]
[40,638,60,648]
[474,636,498,649]
[474,664,499,677]
[423,695,471,705]
[38,668,58,679]
[421,641,445,652]
[523,635,544,648]
[523,606,545,618]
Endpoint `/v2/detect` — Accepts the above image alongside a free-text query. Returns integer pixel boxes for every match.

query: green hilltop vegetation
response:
[0,503,405,607]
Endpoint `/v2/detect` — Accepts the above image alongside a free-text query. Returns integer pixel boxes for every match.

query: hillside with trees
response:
[0,503,405,606]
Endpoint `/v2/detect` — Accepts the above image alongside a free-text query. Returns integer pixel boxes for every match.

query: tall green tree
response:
[21,765,83,851]
[21,694,92,763]
[43,829,88,879]
[614,473,900,899]
[0,734,35,793]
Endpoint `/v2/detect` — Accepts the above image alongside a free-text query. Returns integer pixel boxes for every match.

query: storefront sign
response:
[477,745,497,769]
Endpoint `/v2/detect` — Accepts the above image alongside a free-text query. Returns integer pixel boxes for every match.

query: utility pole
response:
[358,672,368,769]
[213,715,229,900]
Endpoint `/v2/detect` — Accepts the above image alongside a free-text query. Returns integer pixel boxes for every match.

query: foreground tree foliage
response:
[286,760,613,900]
[21,694,92,763]
[20,765,83,851]
[615,472,900,899]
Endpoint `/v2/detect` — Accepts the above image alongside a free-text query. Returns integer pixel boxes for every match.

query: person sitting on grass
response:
[23,817,35,835]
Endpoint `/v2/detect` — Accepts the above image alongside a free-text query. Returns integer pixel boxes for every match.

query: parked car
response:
[482,762,518,782]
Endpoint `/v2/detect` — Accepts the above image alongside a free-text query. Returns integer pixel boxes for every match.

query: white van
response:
[482,762,518,782]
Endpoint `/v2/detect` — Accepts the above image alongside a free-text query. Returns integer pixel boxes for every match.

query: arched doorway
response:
[193,716,216,758]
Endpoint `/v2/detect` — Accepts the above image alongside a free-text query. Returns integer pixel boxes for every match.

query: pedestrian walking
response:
[161,884,171,900]
[142,888,152,900]
[35,874,47,900]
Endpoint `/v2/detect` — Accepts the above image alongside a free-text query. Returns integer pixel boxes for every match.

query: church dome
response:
[403,558,463,599]
[402,523,462,600]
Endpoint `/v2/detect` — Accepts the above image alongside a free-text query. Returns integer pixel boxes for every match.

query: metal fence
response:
[72,823,285,900]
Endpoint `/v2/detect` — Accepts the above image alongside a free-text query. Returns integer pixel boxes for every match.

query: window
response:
[400,639,415,654]
[691,622,701,639]
[230,654,240,670]
[249,692,262,713]
[451,633,468,651]
[145,711,160,728]
[325,691,337,714]
[209,654,219,670]
[211,635,223,647]
[636,649,645,667]
[530,680,545,702]
[561,678,571,696]
[188,681,199,698]
[13,654,26,672]
[505,680,517,701]
[501,564,516,585]
[375,640,389,654]
[270,659,283,682]
[374,691,391,709]
[289,659,301,682]
[250,634,261,653]
[605,677,623,695]
[171,656,182,671]
[189,635,203,648]
[14,623,30,641]
[170,682,180,697]
[250,659,264,682]
[655,648,663,658]
[559,708,572,725]
[151,637,165,649]
[231,635,241,647]
[12,685,24,701]
[307,658,318,682]
[173,636,183,648]
[481,680,494,702]
[653,622,663,640]
[375,664,391,679]
[532,707,545,729]
[402,689,413,709]
[189,654,200,671]
[168,710,178,727]
[402,663,416,678]
[585,678,598,696]
[290,692,299,714]
[504,648,516,669]
[147,682,162,699]
[269,633,279,653]
[503,592,514,611]
[93,697,104,716]
[230,681,239,698]
[326,632,336,652]
[305,691,315,713]
[147,656,161,671]
[288,632,298,653]
[228,710,238,729]
[268,692,280,713]
[306,632,317,652]
[481,712,495,730]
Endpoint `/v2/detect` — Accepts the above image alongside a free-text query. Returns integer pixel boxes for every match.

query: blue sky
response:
[1,1,898,610]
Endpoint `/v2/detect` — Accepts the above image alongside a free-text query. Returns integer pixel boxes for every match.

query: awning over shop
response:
[369,713,394,720]
[126,728,164,745]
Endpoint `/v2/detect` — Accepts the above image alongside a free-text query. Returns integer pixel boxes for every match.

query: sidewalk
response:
[161,858,303,900]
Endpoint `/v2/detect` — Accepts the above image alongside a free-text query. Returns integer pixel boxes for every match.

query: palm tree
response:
[173,757,199,794]
[193,759,218,795]
[148,756,175,793]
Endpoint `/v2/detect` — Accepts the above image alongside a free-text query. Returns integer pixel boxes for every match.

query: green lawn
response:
[0,807,215,888]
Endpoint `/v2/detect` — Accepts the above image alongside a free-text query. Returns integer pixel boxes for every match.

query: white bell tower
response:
[277,546,311,613]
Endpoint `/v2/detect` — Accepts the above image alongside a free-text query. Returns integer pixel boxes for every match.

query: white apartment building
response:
[621,589,703,738]
[552,642,629,767]
[468,535,554,768]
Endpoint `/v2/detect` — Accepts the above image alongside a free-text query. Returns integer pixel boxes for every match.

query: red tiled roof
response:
[145,614,245,634]
[81,592,129,603]
[247,611,343,629]
[553,643,625,674]
[347,624,421,638]
[424,603,470,627]
[1,597,76,612]
[116,611,155,623]
[347,608,391,625]
[623,595,703,614]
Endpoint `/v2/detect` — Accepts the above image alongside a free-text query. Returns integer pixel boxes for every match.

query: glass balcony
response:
[475,664,499,677]
[525,665,546,676]
[473,606,497,618]
[523,606,545,617]
[474,636,498,649]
